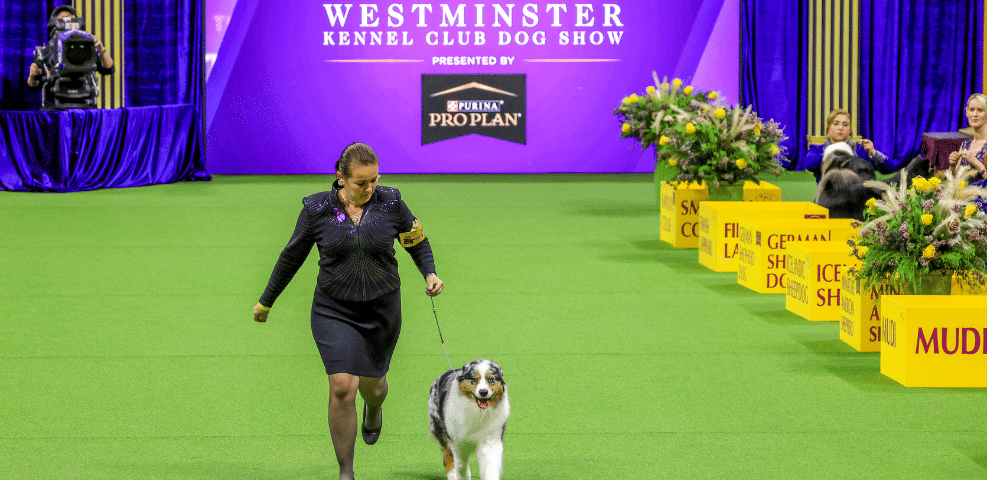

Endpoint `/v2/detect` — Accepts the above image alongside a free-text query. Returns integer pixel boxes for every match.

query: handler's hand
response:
[253,303,269,322]
[426,274,444,297]
[949,150,967,166]
[860,139,877,156]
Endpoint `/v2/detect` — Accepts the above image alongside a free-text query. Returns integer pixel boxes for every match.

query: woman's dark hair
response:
[336,142,379,178]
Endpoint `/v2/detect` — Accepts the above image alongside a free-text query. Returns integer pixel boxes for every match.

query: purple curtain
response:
[0,106,209,192]
[859,0,984,165]
[125,0,203,107]
[740,0,809,169]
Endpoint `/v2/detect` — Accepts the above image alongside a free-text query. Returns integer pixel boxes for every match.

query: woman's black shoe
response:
[361,404,381,445]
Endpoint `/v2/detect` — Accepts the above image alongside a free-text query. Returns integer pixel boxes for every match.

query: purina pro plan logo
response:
[422,74,526,145]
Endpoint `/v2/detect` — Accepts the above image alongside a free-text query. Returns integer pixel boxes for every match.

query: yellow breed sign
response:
[784,243,860,321]
[839,277,900,352]
[880,296,987,387]
[736,218,856,294]
[698,202,828,272]
[659,181,781,248]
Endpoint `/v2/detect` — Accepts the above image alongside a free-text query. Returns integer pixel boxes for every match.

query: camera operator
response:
[27,6,114,110]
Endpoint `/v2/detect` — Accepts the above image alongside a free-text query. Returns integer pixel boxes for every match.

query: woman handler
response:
[253,142,443,480]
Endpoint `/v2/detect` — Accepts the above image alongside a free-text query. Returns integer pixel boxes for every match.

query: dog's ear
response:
[457,361,477,382]
[487,362,506,384]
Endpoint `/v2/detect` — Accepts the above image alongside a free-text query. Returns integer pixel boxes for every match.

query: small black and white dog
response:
[428,359,510,480]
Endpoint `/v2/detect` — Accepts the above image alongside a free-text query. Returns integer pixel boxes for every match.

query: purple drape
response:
[740,1,808,169]
[125,0,203,108]
[859,0,984,166]
[0,105,209,192]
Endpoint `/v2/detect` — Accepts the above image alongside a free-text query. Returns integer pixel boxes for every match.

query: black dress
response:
[259,182,436,377]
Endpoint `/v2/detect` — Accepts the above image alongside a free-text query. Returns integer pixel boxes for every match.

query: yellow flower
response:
[659,135,670,145]
[714,108,726,119]
[672,78,683,88]
[912,177,930,192]
[685,123,696,134]
[621,123,631,134]
[629,94,640,103]
[865,197,877,208]
[754,123,763,135]
[921,213,933,225]
[669,158,678,166]
[966,204,978,218]
[683,86,694,94]
[960,181,968,188]
[735,159,748,169]
[621,96,632,105]
[708,91,719,100]
[928,177,941,188]
[922,245,936,259]
[769,144,780,156]
[646,86,656,96]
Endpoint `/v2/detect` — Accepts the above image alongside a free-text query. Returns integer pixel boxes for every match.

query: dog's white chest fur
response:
[429,360,510,480]
[443,388,510,441]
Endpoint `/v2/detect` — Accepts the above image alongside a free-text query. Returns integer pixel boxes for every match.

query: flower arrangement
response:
[847,166,987,293]
[615,73,788,186]
[614,74,720,152]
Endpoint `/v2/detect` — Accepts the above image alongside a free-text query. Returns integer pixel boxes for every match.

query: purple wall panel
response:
[206,1,739,174]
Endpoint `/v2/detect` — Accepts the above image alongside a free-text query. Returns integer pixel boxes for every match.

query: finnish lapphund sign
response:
[422,74,526,145]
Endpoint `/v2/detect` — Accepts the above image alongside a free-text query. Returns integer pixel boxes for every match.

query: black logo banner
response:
[422,74,526,145]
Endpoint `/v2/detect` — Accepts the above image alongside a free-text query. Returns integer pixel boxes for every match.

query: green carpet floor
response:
[2,172,985,479]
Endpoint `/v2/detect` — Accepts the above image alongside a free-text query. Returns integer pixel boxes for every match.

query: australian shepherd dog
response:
[428,359,510,480]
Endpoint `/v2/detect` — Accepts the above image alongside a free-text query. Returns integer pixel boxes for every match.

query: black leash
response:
[430,295,455,371]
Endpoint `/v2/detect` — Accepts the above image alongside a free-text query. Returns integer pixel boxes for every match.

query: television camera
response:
[33,15,102,110]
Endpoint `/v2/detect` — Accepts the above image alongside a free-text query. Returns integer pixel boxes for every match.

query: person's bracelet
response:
[257,302,270,311]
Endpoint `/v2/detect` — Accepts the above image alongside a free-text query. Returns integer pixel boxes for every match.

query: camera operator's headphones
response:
[51,5,77,18]
[47,6,79,37]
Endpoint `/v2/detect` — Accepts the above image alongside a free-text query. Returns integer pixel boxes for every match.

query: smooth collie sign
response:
[206,0,739,174]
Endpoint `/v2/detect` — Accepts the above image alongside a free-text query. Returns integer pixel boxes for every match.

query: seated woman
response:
[802,109,900,182]
[949,93,987,212]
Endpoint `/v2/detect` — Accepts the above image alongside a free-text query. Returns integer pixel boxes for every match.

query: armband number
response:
[399,219,426,247]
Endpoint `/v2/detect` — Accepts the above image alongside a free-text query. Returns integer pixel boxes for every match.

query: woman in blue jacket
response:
[803,109,899,182]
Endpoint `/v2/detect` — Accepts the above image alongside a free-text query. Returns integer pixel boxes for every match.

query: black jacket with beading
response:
[259,184,436,305]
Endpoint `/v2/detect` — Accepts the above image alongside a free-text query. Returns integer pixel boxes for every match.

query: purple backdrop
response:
[206,0,739,174]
